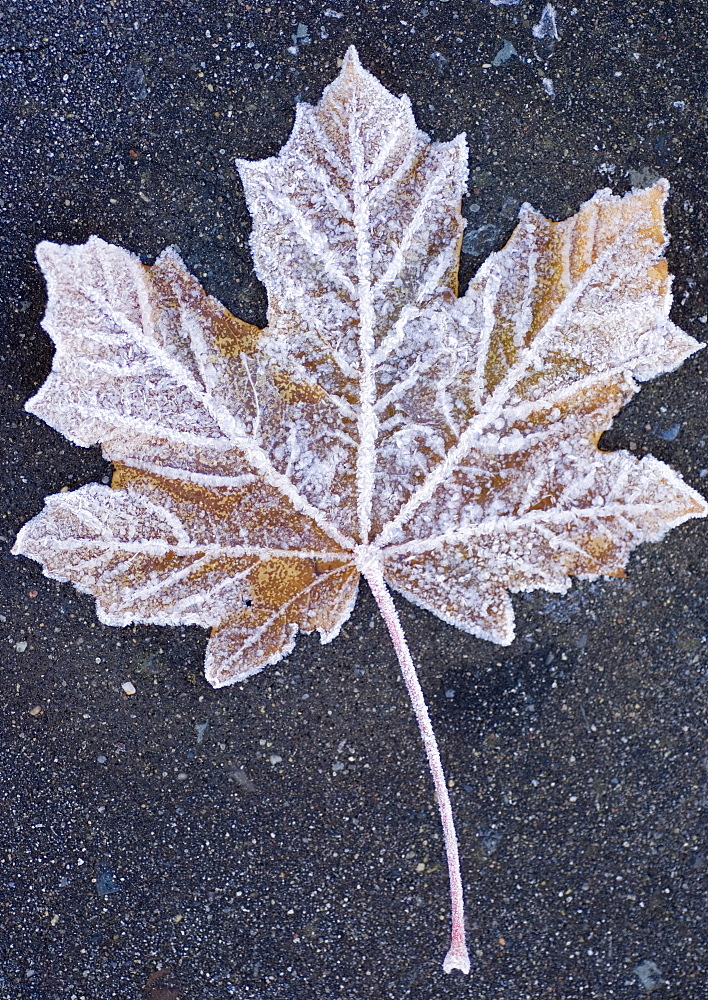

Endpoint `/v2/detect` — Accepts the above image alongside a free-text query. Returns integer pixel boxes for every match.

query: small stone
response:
[28,705,43,717]
[533,3,559,40]
[492,41,518,67]
[655,422,681,441]
[634,960,664,993]
[461,223,499,257]
[124,65,148,101]
[96,867,119,896]
[121,681,136,695]
[478,827,504,854]
[269,754,283,765]
[14,641,27,653]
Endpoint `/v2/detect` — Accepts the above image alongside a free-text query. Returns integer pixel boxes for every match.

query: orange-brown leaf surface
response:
[14,48,707,686]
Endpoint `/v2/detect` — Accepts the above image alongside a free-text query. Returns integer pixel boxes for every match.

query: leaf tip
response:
[341,44,361,70]
[10,526,28,559]
[35,238,72,277]
[35,239,55,266]
[154,244,185,269]
[638,176,669,199]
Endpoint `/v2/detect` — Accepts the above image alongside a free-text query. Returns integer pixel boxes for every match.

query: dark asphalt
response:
[1,2,706,998]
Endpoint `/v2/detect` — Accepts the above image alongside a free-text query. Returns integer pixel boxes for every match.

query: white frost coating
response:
[13,48,708,977]
[237,46,469,545]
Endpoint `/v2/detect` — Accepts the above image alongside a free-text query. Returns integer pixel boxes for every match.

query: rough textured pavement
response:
[1,2,706,998]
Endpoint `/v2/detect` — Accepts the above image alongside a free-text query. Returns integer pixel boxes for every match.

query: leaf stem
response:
[362,563,470,975]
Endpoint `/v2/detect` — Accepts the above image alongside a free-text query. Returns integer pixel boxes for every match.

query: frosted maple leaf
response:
[13,48,707,974]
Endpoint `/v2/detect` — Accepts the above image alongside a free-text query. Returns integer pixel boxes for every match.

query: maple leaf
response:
[13,48,707,974]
